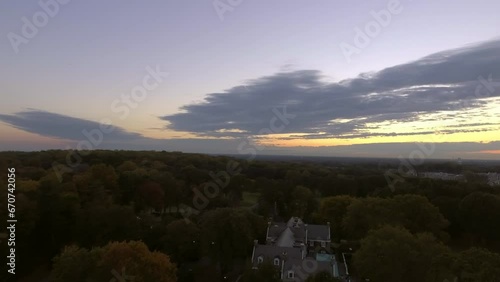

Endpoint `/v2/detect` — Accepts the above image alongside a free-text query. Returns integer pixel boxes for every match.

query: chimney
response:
[266,221,271,240]
[251,240,258,262]
[305,228,308,245]
[282,251,288,260]
[281,253,286,279]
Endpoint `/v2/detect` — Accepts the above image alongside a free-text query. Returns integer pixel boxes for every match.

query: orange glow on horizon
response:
[478,150,500,155]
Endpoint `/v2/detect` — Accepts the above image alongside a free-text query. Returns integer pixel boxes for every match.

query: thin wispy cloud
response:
[0,109,499,159]
[0,110,142,142]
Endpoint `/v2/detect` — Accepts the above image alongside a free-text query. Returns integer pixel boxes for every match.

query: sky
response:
[1,0,500,159]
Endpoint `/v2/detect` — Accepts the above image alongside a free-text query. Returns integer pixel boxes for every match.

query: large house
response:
[250,217,340,281]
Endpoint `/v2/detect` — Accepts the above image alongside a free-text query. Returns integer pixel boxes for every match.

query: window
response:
[287,271,294,278]
[321,241,326,247]
[257,256,264,264]
[310,241,314,247]
[274,258,280,266]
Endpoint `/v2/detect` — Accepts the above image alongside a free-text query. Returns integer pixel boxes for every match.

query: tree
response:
[97,241,177,282]
[117,160,138,173]
[75,205,140,247]
[161,219,200,263]
[342,197,397,239]
[458,192,500,242]
[199,208,266,274]
[316,195,357,240]
[455,248,500,281]
[342,196,448,240]
[49,245,101,282]
[155,172,184,209]
[50,241,177,282]
[431,196,462,237]
[306,271,342,282]
[289,185,315,219]
[353,225,454,282]
[240,261,280,282]
[136,181,165,211]
[391,195,449,240]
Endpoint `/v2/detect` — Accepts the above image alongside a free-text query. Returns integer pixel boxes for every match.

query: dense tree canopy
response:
[240,261,281,282]
[305,271,342,282]
[50,241,177,282]
[0,150,498,281]
[342,195,449,240]
[353,226,455,282]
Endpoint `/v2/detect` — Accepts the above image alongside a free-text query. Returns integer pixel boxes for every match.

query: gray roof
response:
[268,218,309,243]
[291,226,306,241]
[306,224,330,241]
[276,227,295,247]
[287,258,334,281]
[252,245,302,267]
[268,222,287,239]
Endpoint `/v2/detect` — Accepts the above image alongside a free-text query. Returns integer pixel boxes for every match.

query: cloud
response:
[0,110,245,154]
[1,39,499,159]
[0,109,499,160]
[161,39,500,139]
[0,109,142,142]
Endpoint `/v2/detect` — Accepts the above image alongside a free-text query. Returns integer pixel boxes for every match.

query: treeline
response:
[0,150,499,281]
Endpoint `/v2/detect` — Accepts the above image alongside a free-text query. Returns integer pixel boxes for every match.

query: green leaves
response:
[353,226,454,282]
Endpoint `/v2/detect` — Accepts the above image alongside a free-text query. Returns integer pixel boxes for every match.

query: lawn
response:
[241,192,260,207]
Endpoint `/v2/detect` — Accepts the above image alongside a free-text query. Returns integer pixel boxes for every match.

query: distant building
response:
[480,172,500,186]
[250,217,339,281]
[421,172,464,181]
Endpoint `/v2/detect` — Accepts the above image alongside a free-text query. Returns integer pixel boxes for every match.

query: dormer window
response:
[274,258,280,266]
[257,256,264,264]
[287,271,294,278]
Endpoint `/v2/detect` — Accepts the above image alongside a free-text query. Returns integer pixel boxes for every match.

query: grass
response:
[241,192,260,207]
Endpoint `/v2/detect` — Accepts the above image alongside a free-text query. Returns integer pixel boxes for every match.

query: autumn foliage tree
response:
[50,241,177,282]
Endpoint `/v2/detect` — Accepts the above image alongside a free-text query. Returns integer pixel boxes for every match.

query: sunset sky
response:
[1,0,499,159]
